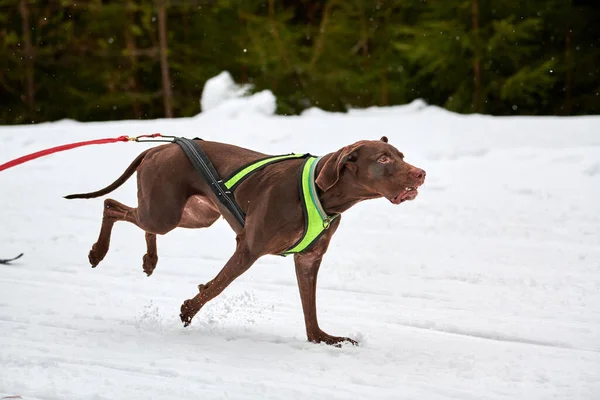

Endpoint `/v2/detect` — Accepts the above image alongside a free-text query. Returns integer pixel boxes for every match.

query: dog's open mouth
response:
[389,187,418,204]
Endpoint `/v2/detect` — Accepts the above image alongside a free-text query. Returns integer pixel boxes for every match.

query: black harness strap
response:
[174,137,247,227]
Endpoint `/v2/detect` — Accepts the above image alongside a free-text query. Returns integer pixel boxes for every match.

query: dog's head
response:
[316,136,426,204]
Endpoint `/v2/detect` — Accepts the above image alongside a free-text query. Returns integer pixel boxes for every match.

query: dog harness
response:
[174,138,339,256]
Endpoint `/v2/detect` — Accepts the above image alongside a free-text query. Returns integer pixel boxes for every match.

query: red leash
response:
[0,133,167,172]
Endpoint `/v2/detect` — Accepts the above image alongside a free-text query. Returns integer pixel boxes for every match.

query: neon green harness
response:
[223,154,339,256]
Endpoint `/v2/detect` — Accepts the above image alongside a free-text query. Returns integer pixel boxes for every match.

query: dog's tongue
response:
[401,189,417,200]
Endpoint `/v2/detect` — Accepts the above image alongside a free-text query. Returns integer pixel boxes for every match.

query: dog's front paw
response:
[179,299,196,327]
[309,331,358,347]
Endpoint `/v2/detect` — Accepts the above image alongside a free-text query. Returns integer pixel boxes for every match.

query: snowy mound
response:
[199,71,276,117]
[301,99,432,117]
[347,98,430,116]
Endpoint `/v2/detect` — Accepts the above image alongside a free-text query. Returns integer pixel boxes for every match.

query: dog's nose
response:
[411,168,426,182]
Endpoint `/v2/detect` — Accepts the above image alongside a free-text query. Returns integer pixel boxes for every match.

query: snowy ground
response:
[1,84,600,399]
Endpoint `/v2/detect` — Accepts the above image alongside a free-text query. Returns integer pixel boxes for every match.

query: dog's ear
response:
[380,136,388,143]
[316,144,361,191]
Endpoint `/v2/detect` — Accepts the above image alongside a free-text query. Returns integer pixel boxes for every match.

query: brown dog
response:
[66,136,425,346]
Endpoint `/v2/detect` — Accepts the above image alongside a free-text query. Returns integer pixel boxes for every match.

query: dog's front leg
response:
[294,252,358,347]
[180,238,258,326]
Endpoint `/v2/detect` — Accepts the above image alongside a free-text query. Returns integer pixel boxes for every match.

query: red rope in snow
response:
[0,133,166,172]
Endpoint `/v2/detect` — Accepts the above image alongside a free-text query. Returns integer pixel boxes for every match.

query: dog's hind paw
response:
[88,245,106,268]
[142,253,158,277]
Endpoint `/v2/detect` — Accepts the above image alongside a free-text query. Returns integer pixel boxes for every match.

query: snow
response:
[1,80,600,399]
[199,71,276,117]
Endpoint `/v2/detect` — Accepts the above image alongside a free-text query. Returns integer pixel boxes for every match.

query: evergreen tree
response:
[0,0,598,123]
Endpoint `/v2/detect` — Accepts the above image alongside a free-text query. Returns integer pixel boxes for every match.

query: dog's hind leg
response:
[142,232,158,276]
[89,198,140,267]
[142,196,221,277]
[177,196,221,229]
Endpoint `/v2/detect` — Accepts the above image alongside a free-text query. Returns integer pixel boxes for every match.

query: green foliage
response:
[0,0,599,124]
[501,60,557,105]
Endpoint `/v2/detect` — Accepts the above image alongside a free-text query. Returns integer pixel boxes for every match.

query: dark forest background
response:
[1,0,599,125]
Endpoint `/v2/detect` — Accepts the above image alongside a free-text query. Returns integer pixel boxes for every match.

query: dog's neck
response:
[316,155,381,215]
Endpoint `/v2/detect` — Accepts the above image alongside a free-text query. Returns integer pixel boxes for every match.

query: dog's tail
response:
[64,149,151,199]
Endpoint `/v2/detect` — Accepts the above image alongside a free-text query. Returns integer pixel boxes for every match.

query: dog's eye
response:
[377,155,391,164]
